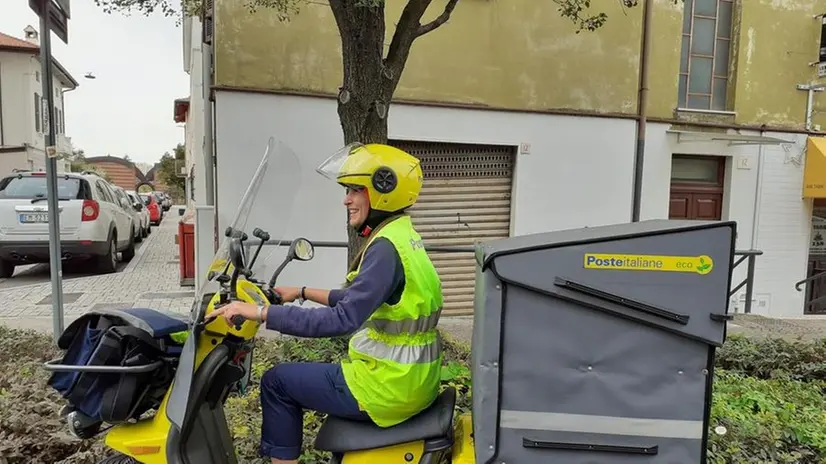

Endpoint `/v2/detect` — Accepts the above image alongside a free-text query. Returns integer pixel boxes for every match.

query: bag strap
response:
[99,350,151,423]
[110,326,163,353]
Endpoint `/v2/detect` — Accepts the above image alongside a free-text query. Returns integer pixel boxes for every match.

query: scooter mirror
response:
[289,237,315,261]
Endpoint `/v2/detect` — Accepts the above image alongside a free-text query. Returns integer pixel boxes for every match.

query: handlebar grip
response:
[253,227,271,241]
[230,314,245,330]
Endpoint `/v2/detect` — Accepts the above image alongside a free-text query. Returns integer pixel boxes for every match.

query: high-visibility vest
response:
[340,215,444,427]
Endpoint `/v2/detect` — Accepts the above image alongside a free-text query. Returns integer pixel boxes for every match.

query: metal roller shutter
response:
[390,140,515,316]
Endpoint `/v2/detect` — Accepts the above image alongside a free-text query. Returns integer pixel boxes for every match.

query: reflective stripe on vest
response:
[361,311,441,335]
[350,329,441,364]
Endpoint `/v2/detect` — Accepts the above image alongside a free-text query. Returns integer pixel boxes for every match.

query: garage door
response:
[390,140,515,316]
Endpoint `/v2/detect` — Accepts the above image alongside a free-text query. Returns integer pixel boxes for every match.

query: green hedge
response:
[2,326,826,463]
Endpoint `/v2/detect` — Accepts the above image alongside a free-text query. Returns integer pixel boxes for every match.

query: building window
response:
[34,93,41,133]
[35,71,39,82]
[678,0,733,111]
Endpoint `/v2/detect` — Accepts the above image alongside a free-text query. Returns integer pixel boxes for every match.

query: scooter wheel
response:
[96,454,138,464]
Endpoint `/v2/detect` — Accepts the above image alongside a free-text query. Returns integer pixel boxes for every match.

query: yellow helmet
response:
[316,143,423,213]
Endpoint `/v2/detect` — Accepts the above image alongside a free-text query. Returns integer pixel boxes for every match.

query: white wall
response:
[183,17,207,207]
[642,125,810,316]
[750,134,810,317]
[210,90,812,316]
[0,150,28,174]
[0,51,35,147]
[212,91,640,293]
[0,51,71,155]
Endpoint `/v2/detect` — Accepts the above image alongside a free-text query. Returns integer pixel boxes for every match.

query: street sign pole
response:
[33,0,70,341]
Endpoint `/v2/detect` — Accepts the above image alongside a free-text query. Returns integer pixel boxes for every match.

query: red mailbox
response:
[178,213,196,286]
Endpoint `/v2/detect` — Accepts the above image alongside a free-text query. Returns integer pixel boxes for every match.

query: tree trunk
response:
[327,0,459,266]
[329,2,391,266]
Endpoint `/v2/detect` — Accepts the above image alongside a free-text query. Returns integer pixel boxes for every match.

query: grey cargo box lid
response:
[475,219,736,347]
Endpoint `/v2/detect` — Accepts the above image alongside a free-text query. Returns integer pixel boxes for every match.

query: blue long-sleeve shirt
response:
[265,238,405,337]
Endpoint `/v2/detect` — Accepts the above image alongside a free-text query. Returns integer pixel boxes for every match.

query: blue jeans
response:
[259,362,372,460]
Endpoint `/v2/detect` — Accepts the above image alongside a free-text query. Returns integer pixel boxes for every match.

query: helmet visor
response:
[316,142,365,182]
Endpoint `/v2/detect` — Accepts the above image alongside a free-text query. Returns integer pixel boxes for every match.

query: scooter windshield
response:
[166,136,302,430]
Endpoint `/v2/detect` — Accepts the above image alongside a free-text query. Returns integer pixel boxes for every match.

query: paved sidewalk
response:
[0,211,194,332]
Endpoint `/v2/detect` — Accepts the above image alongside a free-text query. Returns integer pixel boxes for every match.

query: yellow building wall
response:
[732,0,826,130]
[213,0,826,130]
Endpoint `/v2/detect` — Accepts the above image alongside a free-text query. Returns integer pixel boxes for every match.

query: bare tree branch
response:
[416,0,459,37]
[382,0,432,84]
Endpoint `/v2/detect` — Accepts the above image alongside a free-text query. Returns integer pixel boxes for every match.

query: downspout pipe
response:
[203,41,215,207]
[631,0,653,222]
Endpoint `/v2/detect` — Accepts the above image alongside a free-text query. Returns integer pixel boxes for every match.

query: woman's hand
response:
[274,286,301,303]
[209,301,264,324]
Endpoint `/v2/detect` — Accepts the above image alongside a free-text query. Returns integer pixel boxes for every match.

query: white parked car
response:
[111,185,148,243]
[125,189,151,238]
[0,170,137,277]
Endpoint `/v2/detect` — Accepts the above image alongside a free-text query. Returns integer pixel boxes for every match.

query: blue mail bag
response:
[46,307,189,425]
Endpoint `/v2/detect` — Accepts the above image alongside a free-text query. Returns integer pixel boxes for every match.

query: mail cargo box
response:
[470,219,735,464]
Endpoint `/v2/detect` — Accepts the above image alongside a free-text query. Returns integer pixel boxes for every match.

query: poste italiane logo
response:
[583,253,714,275]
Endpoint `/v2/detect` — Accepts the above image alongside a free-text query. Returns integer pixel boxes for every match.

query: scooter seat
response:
[314,386,456,453]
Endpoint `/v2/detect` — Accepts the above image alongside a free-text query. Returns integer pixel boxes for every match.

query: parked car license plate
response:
[19,213,49,223]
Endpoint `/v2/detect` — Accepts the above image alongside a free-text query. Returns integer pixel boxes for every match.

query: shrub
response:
[708,370,826,463]
[3,325,826,463]
[715,334,826,381]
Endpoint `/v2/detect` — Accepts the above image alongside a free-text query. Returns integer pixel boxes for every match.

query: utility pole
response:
[30,0,70,341]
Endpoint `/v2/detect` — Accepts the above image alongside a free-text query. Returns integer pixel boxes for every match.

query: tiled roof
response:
[0,32,38,51]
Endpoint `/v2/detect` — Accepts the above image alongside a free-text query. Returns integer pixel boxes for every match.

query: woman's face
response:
[343,185,370,228]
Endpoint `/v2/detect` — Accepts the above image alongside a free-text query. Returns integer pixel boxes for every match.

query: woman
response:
[212,142,444,464]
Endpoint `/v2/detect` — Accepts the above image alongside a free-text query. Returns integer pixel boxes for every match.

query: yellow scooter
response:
[44,138,468,464]
[45,136,735,464]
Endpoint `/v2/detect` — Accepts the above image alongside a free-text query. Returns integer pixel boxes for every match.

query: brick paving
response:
[0,210,193,330]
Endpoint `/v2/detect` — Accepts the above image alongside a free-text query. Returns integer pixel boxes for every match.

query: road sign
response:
[29,0,69,44]
[54,0,70,18]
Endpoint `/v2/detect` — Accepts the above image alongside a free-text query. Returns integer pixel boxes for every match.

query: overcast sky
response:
[2,0,189,165]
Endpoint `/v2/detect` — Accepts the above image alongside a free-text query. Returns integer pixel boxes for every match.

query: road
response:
[0,210,194,333]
